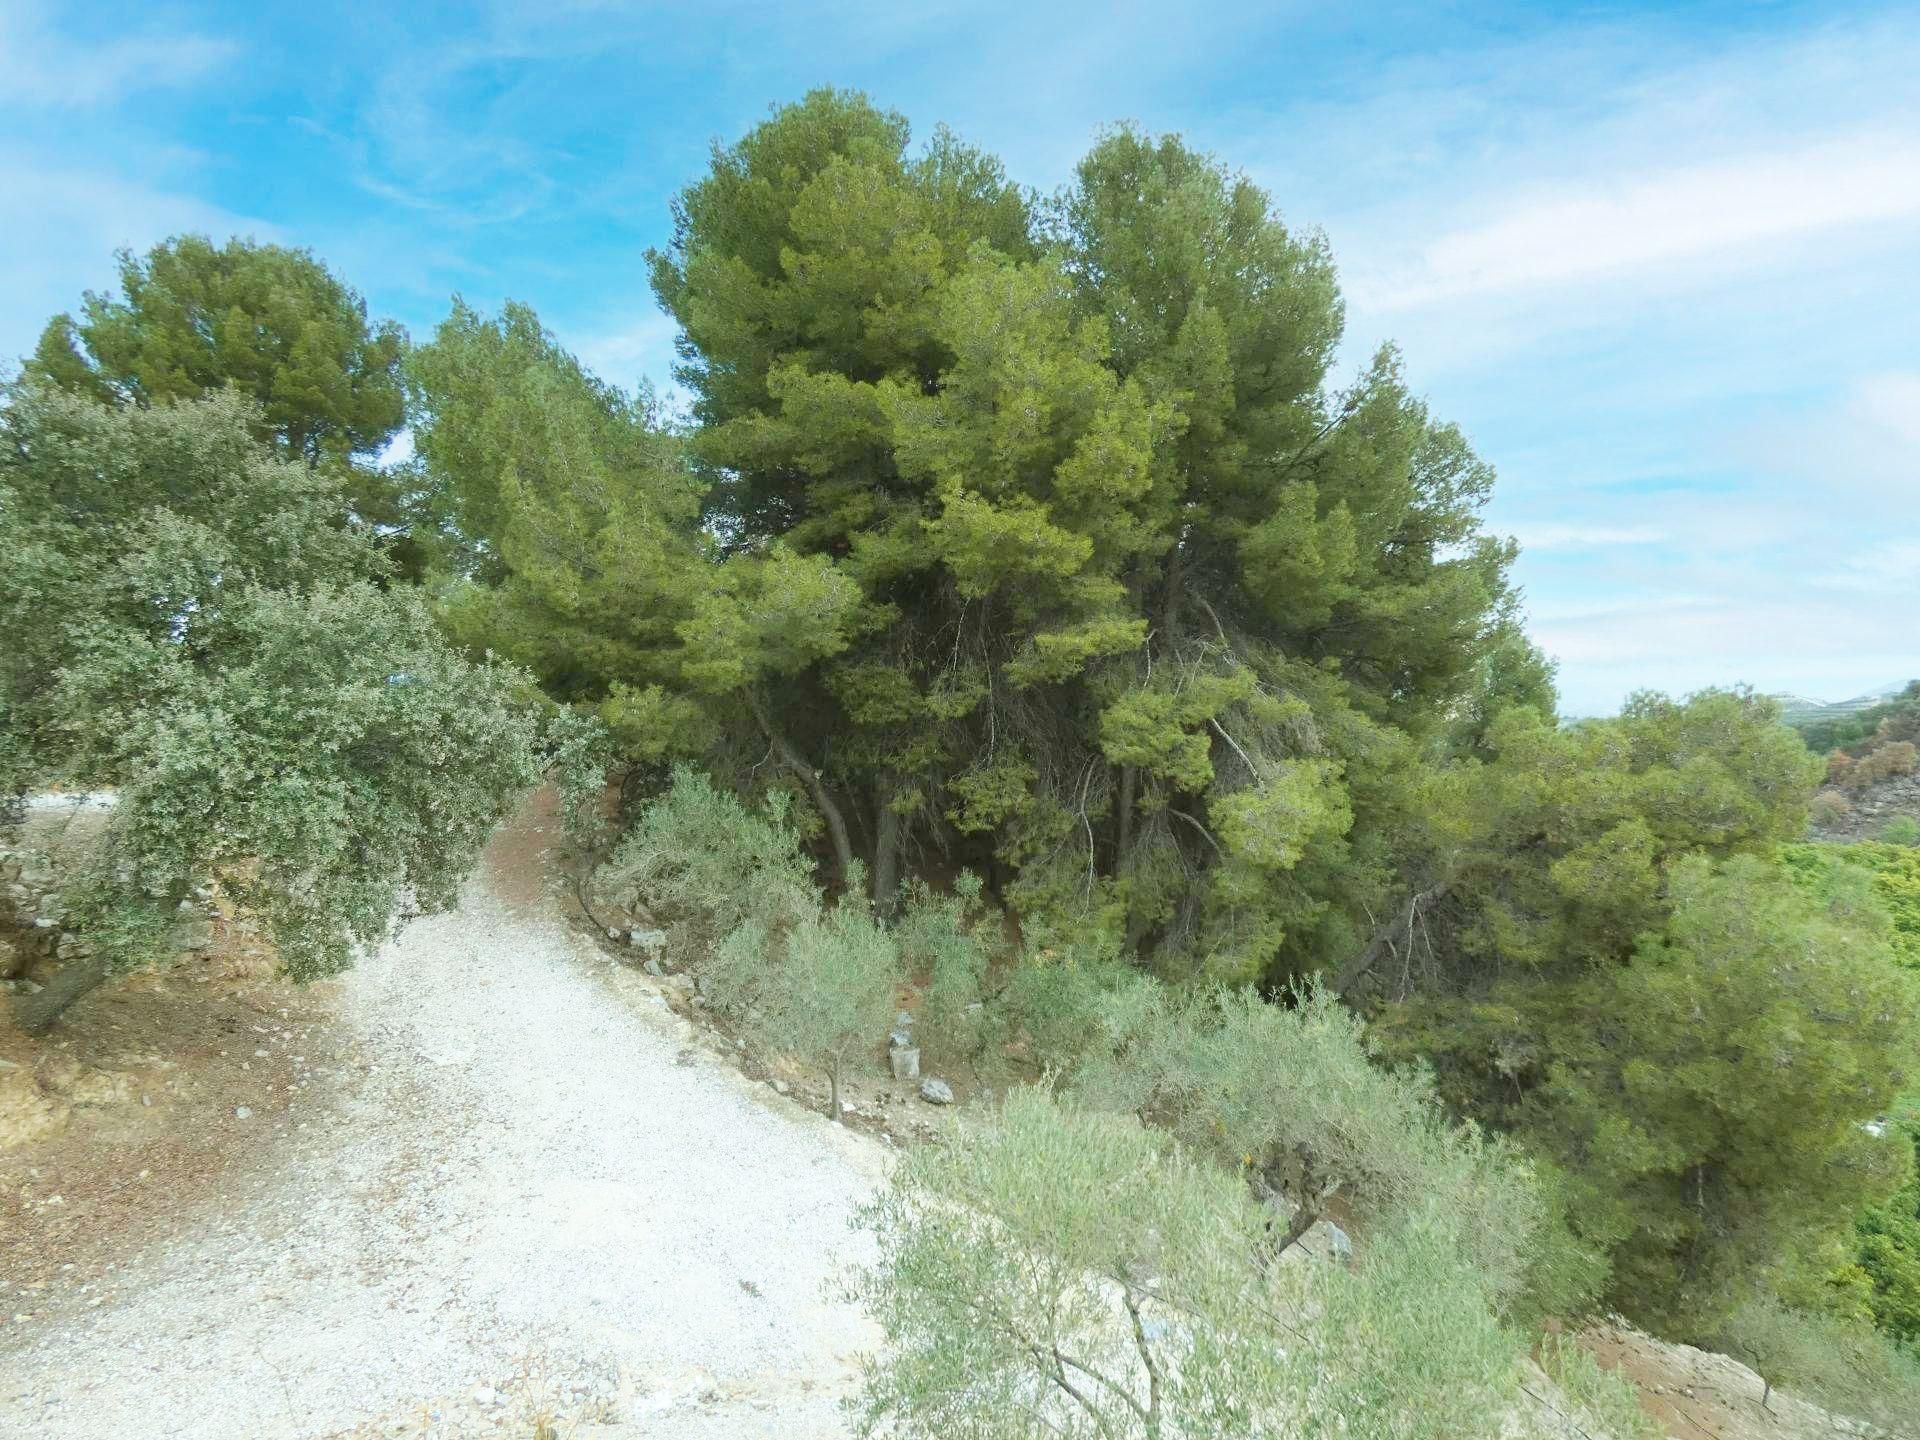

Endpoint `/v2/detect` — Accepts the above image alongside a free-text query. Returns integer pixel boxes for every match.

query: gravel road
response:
[1,819,888,1438]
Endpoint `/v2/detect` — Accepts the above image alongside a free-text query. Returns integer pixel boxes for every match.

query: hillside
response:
[1774,681,1913,728]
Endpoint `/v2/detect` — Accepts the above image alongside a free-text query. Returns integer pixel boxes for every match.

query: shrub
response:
[893,872,1004,1066]
[845,1088,1523,1440]
[1781,840,1920,971]
[996,935,1166,1079]
[1850,1101,1920,1350]
[1532,855,1920,1331]
[1710,1296,1920,1432]
[1077,983,1600,1321]
[708,891,902,1122]
[593,766,817,941]
[1808,789,1853,827]
[1,386,542,1030]
[1536,1335,1657,1440]
[1884,816,1920,847]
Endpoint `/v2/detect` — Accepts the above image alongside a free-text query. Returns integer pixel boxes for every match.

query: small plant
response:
[894,872,1000,1065]
[593,766,818,941]
[709,884,902,1122]
[845,1088,1523,1439]
[1882,815,1920,846]
[1711,1295,1920,1431]
[1808,789,1853,828]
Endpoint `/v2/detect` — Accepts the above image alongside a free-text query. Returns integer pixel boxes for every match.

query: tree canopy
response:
[27,234,410,528]
[416,90,1528,990]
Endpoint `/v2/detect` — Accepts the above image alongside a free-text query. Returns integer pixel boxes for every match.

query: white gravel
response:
[1,868,888,1437]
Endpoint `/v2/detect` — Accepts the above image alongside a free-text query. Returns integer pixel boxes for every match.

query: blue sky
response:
[3,0,1916,714]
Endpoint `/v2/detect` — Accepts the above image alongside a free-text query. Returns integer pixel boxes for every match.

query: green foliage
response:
[593,766,819,942]
[846,1088,1523,1440]
[1524,855,1919,1331]
[1780,840,1920,970]
[1076,984,1600,1322]
[408,300,706,698]
[1790,678,1920,754]
[1886,815,1920,846]
[996,937,1166,1077]
[1710,1296,1920,1435]
[1841,1098,1920,1353]
[0,383,540,1012]
[893,871,1002,1065]
[708,894,903,1120]
[27,234,408,526]
[418,91,1525,965]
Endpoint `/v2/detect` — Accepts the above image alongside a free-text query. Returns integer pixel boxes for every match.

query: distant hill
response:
[1773,682,1912,728]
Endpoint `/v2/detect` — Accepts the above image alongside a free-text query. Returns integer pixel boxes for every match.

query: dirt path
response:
[0,807,888,1438]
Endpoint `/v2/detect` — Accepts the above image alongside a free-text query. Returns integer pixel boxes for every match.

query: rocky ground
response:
[1810,772,1920,842]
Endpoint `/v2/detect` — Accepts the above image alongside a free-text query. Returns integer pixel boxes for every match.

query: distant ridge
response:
[1773,680,1914,726]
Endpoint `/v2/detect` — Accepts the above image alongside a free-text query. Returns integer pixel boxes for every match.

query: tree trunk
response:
[872,793,904,918]
[1161,539,1186,647]
[827,1062,843,1124]
[744,688,856,887]
[13,952,113,1035]
[1116,764,1137,861]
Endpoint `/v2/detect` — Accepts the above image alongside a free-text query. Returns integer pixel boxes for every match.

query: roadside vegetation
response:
[5,89,1918,1435]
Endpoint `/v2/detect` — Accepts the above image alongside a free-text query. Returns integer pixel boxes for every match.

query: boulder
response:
[918,1077,954,1106]
[889,1046,921,1081]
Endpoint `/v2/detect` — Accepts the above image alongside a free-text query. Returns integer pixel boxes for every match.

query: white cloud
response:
[1359,131,1920,312]
[0,156,274,365]
[0,1,236,108]
[570,306,685,414]
[1814,539,1920,596]
[1853,373,1920,448]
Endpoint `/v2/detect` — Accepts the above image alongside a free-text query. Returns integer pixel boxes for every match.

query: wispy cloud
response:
[1361,131,1920,312]
[0,1,236,108]
[0,154,275,365]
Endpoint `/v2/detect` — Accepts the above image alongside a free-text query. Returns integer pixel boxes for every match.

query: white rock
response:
[234,1106,252,1120]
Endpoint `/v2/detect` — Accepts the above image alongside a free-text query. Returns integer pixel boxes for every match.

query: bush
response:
[1710,1296,1920,1433]
[593,766,818,941]
[846,1088,1523,1440]
[1077,983,1600,1322]
[1808,789,1853,827]
[997,935,1167,1079]
[1535,1335,1657,1439]
[1,386,543,1030]
[1781,840,1920,971]
[707,891,902,1121]
[1884,816,1920,847]
[893,872,1002,1066]
[1525,854,1919,1332]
